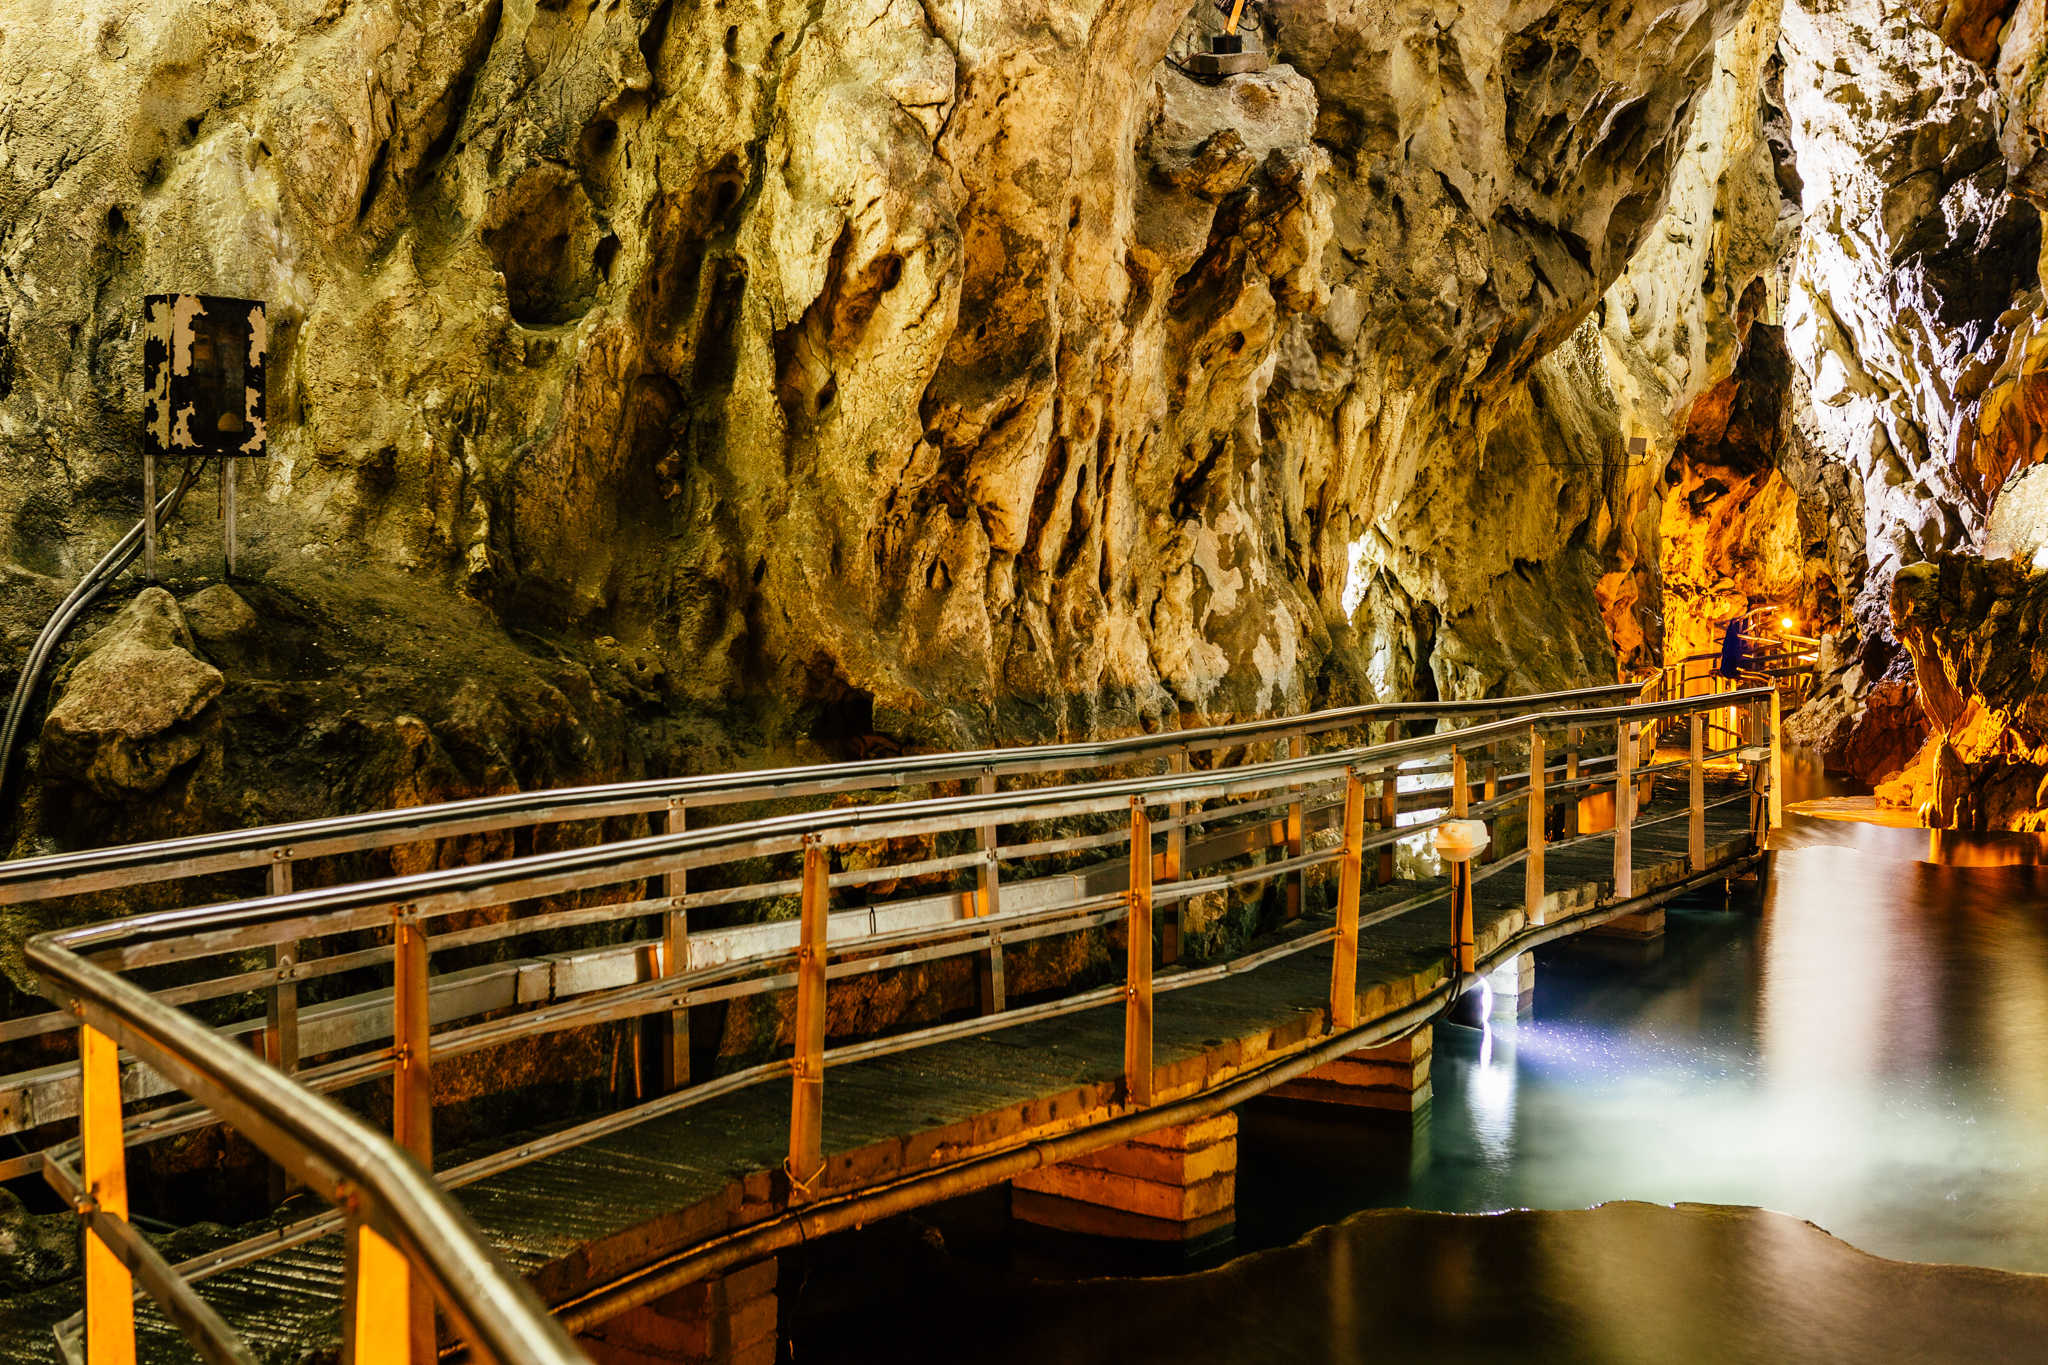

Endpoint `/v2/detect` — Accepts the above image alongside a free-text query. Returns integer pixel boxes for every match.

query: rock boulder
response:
[40,588,224,802]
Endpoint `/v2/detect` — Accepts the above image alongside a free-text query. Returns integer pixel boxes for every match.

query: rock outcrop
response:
[39,587,221,803]
[1891,554,2048,827]
[0,0,1754,775]
[10,0,2048,834]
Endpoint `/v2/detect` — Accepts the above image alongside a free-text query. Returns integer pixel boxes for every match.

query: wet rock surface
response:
[1892,554,2048,827]
[0,0,1753,779]
[0,1192,76,1295]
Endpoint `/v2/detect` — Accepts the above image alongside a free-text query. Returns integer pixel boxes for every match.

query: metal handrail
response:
[19,682,1777,1364]
[28,940,582,1364]
[44,690,1753,959]
[0,683,1643,905]
[0,682,1646,1090]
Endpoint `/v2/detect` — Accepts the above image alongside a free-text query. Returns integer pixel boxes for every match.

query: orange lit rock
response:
[1658,323,1840,669]
[1891,557,2048,829]
[1913,0,2022,64]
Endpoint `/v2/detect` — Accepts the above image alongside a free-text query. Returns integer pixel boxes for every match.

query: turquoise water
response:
[1242,831,2048,1273]
[790,813,2048,1360]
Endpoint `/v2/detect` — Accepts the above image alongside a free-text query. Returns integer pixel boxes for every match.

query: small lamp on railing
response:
[1437,819,1492,1029]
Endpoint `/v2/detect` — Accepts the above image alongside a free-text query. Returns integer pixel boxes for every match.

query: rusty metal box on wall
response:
[142,295,266,457]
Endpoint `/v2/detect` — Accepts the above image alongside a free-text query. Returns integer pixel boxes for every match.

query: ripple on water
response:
[801,1203,2048,1364]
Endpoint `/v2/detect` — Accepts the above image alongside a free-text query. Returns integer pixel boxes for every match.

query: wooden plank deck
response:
[0,782,1759,1361]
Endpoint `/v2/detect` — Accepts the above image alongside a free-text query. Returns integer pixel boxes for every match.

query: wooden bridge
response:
[0,680,1782,1364]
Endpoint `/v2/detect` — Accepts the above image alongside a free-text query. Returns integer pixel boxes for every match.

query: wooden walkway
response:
[1,780,1758,1361]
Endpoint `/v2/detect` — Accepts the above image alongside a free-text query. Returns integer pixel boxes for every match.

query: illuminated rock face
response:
[0,0,1748,798]
[1657,320,1839,670]
[1778,0,2040,683]
[1892,556,2048,829]
[1602,0,2048,785]
[7,0,2048,839]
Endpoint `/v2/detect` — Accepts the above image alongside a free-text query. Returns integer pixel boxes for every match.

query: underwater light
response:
[1447,971,1493,1029]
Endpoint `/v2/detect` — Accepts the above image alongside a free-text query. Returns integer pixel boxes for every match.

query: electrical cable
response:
[0,457,207,806]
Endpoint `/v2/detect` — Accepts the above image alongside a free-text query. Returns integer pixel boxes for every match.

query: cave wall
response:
[0,0,1768,857]
[1779,0,2041,685]
[1528,0,2048,794]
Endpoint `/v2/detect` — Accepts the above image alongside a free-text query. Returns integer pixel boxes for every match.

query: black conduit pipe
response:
[0,458,206,804]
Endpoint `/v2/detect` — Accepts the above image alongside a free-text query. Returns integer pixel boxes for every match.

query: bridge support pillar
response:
[1592,907,1665,940]
[1263,1030,1432,1114]
[1488,953,1535,1017]
[1011,1113,1236,1245]
[579,1259,778,1365]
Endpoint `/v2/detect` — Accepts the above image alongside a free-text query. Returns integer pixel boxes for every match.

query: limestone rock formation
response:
[6,0,2048,828]
[179,582,259,654]
[0,0,1772,857]
[1982,461,2048,566]
[39,587,221,802]
[0,1189,78,1293]
[1582,0,1798,670]
[1891,554,2048,827]
[1780,0,2040,677]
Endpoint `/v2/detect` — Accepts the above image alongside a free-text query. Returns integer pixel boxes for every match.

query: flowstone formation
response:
[1890,552,2048,828]
[1779,0,2040,669]
[0,0,1755,859]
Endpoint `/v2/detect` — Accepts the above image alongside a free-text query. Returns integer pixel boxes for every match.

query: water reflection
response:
[1776,813,2048,866]
[789,815,2048,1361]
[797,1203,2048,1364]
[1775,742,2048,865]
[1350,848,2048,1273]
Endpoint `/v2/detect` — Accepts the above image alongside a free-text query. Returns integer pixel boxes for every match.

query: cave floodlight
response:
[142,294,267,581]
[1435,819,1490,864]
[1187,0,1269,78]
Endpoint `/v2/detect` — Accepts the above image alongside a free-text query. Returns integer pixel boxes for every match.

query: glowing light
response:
[1780,616,1795,630]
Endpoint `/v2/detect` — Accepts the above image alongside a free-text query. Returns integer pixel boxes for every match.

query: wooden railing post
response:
[1377,773,1398,885]
[1330,769,1365,1030]
[1284,734,1307,920]
[265,856,300,1076]
[1124,797,1154,1108]
[1161,749,1188,965]
[787,835,829,1197]
[265,854,300,1204]
[1613,723,1636,900]
[1688,711,1707,872]
[344,1217,410,1365]
[1452,857,1477,974]
[1768,688,1784,830]
[1638,714,1656,808]
[1564,726,1581,839]
[391,906,434,1363]
[660,798,690,1092]
[974,770,1006,1011]
[1525,728,1546,924]
[1449,749,1476,973]
[81,1024,136,1365]
[1480,755,1499,864]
